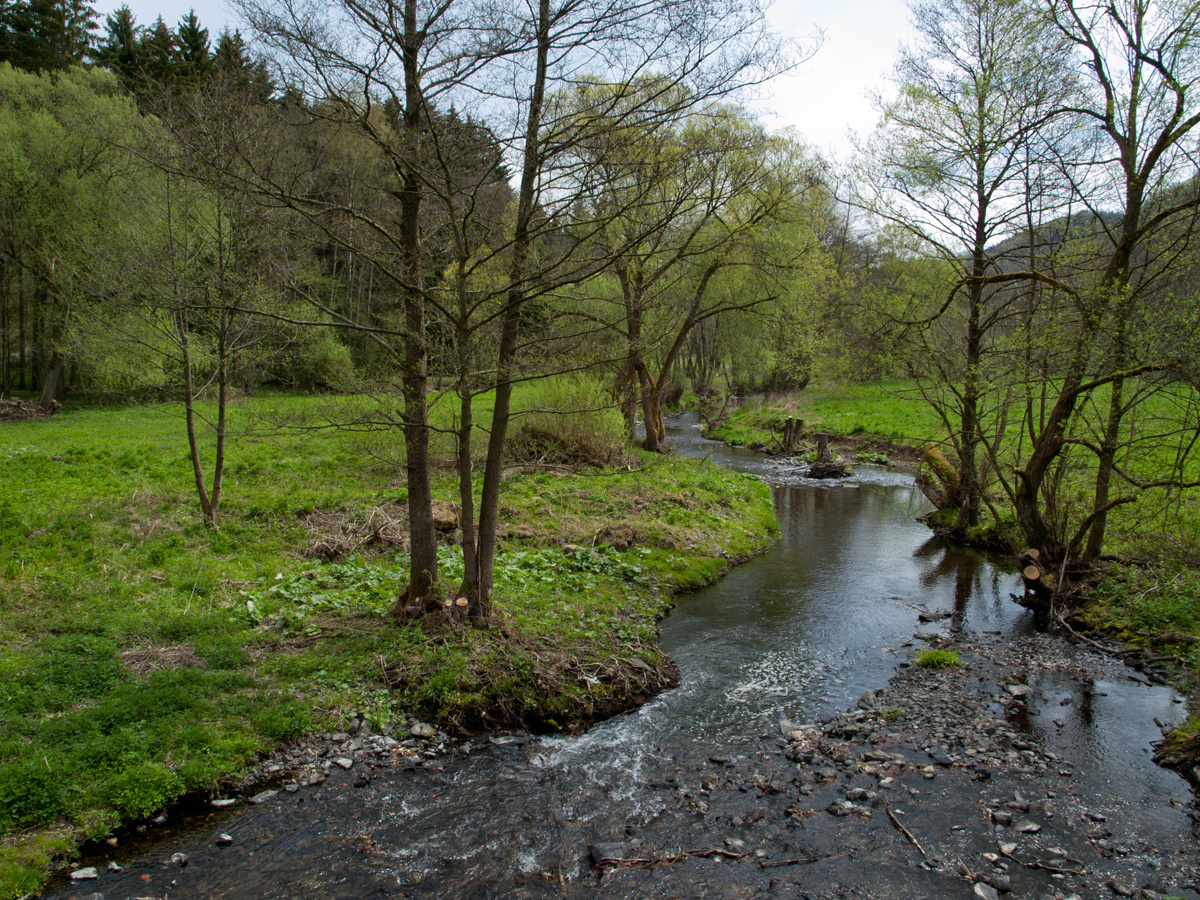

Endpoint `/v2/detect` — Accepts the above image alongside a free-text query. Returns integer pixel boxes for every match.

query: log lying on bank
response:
[805,432,851,479]
[916,443,961,511]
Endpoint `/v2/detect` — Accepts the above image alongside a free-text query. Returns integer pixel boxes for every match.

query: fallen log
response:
[1150,631,1200,646]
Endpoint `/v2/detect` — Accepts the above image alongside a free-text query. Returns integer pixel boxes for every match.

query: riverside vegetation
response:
[703,384,1200,775]
[0,389,777,896]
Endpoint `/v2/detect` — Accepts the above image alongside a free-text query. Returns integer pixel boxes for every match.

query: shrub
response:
[0,758,66,830]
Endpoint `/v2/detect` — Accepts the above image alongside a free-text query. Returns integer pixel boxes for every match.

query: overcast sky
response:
[92,0,913,161]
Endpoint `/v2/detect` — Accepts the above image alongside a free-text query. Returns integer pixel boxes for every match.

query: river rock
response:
[217,833,234,846]
[858,690,877,709]
[974,882,1000,900]
[589,842,630,864]
[69,868,99,881]
[1015,819,1040,833]
[334,757,354,769]
[411,722,436,739]
[249,789,278,804]
[1006,684,1030,697]
[212,797,238,808]
[171,853,188,867]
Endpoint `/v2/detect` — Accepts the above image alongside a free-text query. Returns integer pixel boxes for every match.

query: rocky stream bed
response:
[46,627,1198,900]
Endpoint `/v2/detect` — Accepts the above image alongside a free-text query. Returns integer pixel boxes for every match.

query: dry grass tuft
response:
[301,505,408,560]
[120,644,206,674]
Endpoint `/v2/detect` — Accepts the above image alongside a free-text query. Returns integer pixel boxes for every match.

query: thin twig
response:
[885,804,926,856]
[758,851,849,869]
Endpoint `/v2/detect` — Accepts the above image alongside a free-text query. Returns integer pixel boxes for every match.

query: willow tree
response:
[1022,0,1200,562]
[557,86,822,452]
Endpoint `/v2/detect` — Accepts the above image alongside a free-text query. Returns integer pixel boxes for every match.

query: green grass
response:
[914,649,961,668]
[1079,563,1200,688]
[0,389,777,896]
[704,381,942,450]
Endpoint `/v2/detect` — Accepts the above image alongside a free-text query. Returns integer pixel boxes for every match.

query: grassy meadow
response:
[0,387,777,896]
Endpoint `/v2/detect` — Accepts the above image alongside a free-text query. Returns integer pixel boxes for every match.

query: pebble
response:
[334,757,355,769]
[211,797,238,808]
[1016,819,1041,833]
[217,833,234,846]
[170,853,188,867]
[69,868,99,881]
[106,861,121,872]
[249,789,278,804]
[411,722,436,739]
[974,882,1000,900]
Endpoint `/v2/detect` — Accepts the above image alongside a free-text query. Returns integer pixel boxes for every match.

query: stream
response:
[47,413,1196,899]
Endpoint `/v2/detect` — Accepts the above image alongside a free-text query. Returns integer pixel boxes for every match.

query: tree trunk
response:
[470,0,551,624]
[178,312,213,522]
[394,0,439,614]
[37,351,63,411]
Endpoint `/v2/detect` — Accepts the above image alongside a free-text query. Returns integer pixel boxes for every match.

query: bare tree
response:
[236,0,795,622]
[854,0,1072,531]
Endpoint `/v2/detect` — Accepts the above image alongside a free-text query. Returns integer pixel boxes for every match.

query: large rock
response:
[431,500,461,531]
[594,523,636,550]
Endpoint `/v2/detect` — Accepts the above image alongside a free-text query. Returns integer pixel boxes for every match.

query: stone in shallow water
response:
[974,882,999,900]
[249,789,278,804]
[69,867,99,881]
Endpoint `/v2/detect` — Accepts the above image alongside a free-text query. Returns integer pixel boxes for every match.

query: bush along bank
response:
[0,406,777,898]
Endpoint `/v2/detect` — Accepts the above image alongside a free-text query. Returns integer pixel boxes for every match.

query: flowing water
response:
[48,413,1194,898]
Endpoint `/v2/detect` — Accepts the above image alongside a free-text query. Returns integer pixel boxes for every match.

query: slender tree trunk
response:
[179,311,214,522]
[208,309,229,527]
[957,276,983,530]
[18,275,26,391]
[396,0,439,608]
[472,0,550,622]
[1,264,10,394]
[455,275,479,604]
[638,362,660,452]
